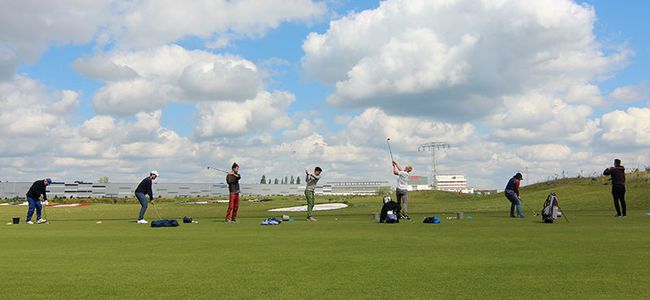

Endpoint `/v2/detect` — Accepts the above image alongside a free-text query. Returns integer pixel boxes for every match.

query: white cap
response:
[150,170,159,177]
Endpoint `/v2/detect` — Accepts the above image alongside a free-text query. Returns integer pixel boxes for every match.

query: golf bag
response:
[151,219,179,227]
[380,195,401,223]
[541,192,560,223]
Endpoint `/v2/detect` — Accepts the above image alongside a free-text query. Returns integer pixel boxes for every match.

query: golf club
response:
[521,199,538,216]
[41,200,49,224]
[207,166,229,174]
[386,138,395,163]
[151,202,163,220]
[556,203,570,223]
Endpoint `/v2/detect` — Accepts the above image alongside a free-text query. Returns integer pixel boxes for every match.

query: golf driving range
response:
[1,174,648,299]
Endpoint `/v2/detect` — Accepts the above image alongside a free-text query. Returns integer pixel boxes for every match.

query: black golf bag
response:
[380,195,401,223]
[541,192,560,223]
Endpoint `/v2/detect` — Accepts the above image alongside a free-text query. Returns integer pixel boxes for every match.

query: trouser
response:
[396,189,409,217]
[612,184,626,216]
[135,193,148,220]
[505,190,523,217]
[26,197,42,221]
[304,190,315,217]
[226,193,240,221]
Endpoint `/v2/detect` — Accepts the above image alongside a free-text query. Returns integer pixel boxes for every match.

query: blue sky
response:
[1,0,648,188]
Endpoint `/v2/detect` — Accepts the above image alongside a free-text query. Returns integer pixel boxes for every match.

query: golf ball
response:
[96,221,102,224]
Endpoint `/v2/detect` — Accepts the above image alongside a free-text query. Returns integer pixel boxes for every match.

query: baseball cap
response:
[46,178,52,184]
[150,171,159,177]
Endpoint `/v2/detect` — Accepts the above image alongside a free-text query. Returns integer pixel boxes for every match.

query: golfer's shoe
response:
[518,215,526,218]
[225,219,231,223]
[136,219,148,224]
[307,217,318,222]
[36,219,47,224]
[26,220,34,225]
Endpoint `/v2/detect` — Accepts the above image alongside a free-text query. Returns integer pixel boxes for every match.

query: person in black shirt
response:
[604,159,626,217]
[134,171,158,224]
[25,178,52,224]
[225,163,241,223]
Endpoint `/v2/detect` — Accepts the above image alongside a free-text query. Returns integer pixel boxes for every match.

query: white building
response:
[434,174,473,193]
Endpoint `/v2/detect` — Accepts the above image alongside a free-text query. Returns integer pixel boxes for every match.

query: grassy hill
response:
[401,171,650,215]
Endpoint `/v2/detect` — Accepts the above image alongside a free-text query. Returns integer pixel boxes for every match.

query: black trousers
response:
[612,184,626,216]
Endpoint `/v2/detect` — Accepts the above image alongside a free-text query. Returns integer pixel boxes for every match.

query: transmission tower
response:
[418,142,451,189]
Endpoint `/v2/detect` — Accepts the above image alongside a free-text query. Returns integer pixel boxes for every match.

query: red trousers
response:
[226,193,240,221]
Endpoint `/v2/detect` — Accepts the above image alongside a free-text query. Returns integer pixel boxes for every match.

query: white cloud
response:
[341,107,474,151]
[599,107,650,147]
[302,0,628,120]
[74,45,264,115]
[108,0,326,49]
[0,0,325,79]
[608,84,648,103]
[194,91,294,137]
[489,93,599,145]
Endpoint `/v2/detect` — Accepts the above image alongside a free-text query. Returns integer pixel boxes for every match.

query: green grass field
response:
[1,174,649,299]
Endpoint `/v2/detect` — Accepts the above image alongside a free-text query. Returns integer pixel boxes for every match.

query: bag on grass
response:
[541,192,559,223]
[261,217,282,225]
[379,196,401,223]
[151,219,179,227]
[423,216,441,224]
[183,216,193,223]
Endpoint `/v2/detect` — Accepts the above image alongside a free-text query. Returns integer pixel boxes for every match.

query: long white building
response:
[0,181,390,199]
[433,174,472,193]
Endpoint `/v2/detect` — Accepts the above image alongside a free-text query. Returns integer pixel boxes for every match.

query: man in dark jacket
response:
[26,178,52,224]
[604,159,626,217]
[504,173,524,218]
[135,171,158,224]
[225,163,241,223]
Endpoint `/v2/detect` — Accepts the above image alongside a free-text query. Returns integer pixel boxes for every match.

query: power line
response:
[418,142,451,189]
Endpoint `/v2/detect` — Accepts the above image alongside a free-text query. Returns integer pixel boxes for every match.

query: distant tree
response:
[260,175,266,184]
[97,176,109,184]
[284,176,288,185]
[296,176,301,185]
[290,176,295,184]
[274,178,279,184]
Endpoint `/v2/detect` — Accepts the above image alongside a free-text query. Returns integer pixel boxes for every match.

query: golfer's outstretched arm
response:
[392,161,400,175]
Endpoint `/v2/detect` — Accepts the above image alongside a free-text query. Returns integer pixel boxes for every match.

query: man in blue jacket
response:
[135,171,158,224]
[26,178,52,224]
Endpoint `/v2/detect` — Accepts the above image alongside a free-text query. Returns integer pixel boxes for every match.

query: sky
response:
[0,0,648,188]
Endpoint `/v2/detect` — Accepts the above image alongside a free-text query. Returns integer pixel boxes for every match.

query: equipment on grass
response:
[183,216,193,223]
[260,217,282,225]
[423,216,441,224]
[521,199,538,216]
[541,192,568,223]
[151,203,162,220]
[151,219,179,227]
[380,194,400,223]
[41,201,49,224]
[386,138,395,163]
[207,166,229,174]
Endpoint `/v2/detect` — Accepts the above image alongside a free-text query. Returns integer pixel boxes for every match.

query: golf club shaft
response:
[207,166,229,174]
[557,205,570,223]
[522,201,537,216]
[386,138,395,163]
[152,203,162,220]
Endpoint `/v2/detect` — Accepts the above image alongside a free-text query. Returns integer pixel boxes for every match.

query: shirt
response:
[305,173,320,192]
[26,180,47,201]
[135,177,154,200]
[396,171,410,191]
[226,173,241,194]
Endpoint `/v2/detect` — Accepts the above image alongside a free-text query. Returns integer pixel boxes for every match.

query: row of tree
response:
[259,175,302,185]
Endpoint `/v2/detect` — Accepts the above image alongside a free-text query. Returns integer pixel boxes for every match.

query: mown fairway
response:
[1,175,648,299]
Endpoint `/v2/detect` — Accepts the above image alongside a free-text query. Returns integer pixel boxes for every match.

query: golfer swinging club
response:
[305,167,322,221]
[504,173,525,218]
[392,160,412,220]
[225,163,241,223]
[135,171,159,224]
[25,178,52,224]
[604,159,626,217]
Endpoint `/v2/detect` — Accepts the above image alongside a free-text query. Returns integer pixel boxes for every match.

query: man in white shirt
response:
[392,160,413,220]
